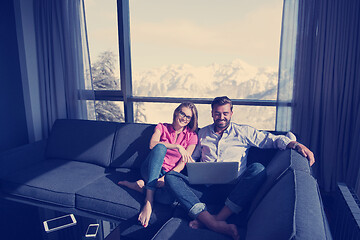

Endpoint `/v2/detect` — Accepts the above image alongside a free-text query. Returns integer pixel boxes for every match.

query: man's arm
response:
[245,126,315,166]
[287,141,315,166]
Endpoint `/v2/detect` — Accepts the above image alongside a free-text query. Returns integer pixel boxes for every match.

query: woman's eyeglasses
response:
[178,111,192,121]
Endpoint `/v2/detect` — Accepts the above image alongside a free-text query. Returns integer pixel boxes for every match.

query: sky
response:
[84,0,283,72]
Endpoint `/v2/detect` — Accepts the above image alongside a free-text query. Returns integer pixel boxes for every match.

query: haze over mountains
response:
[132,59,278,130]
[133,59,278,100]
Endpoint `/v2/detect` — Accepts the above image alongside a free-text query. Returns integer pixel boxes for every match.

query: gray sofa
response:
[0,119,332,240]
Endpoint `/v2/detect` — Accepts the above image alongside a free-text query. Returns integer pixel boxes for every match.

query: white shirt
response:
[192,122,292,175]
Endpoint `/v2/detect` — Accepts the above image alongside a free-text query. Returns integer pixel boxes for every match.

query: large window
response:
[84,0,124,121]
[84,0,286,130]
[84,0,120,91]
[130,0,282,99]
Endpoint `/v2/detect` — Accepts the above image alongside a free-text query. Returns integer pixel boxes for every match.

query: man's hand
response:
[288,141,315,166]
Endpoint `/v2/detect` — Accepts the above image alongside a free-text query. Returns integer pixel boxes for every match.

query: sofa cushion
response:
[248,149,311,216]
[151,217,245,240]
[110,123,155,168]
[0,160,106,207]
[246,170,328,240]
[46,119,118,167]
[76,168,174,224]
[75,168,143,220]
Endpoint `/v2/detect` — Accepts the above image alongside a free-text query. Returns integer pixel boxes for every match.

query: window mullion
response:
[117,0,133,122]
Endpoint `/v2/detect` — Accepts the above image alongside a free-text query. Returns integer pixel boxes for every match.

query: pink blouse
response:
[155,123,198,172]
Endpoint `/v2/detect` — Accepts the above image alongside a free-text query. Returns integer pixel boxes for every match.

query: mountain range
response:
[133,59,278,100]
[132,59,278,130]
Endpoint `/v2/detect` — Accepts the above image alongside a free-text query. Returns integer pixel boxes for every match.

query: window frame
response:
[88,0,292,127]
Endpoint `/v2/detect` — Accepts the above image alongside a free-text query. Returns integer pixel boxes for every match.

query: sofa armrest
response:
[246,170,329,240]
[0,140,47,177]
[152,218,235,240]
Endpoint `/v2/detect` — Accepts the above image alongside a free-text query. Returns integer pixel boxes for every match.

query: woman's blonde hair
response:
[173,102,198,132]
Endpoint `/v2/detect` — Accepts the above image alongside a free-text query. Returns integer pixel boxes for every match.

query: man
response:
[165,96,315,240]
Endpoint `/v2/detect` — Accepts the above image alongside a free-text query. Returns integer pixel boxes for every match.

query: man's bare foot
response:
[208,221,239,240]
[197,212,239,240]
[138,201,152,228]
[118,179,145,193]
[189,219,204,229]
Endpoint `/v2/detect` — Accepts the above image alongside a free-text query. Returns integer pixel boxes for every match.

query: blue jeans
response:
[141,144,167,191]
[165,162,266,219]
[141,144,175,204]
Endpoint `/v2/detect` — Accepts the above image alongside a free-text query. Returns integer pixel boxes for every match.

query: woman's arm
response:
[157,144,197,188]
[149,129,189,155]
[172,144,197,172]
[149,129,162,149]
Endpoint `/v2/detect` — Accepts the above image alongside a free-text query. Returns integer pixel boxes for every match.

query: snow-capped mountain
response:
[132,59,278,130]
[132,59,278,100]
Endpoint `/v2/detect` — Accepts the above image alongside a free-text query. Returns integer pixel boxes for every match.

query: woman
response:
[118,102,199,228]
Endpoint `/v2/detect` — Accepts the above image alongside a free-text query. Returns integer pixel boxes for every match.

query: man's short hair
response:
[211,96,233,111]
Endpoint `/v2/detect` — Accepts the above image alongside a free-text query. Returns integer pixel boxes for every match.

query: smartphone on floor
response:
[43,214,77,233]
[85,223,99,238]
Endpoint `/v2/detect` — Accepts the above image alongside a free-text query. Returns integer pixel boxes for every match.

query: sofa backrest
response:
[247,149,311,217]
[246,131,289,167]
[246,170,330,240]
[110,123,155,169]
[46,119,119,167]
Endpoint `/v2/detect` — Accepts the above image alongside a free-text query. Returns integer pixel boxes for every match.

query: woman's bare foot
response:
[118,179,145,193]
[138,200,152,228]
[189,219,204,229]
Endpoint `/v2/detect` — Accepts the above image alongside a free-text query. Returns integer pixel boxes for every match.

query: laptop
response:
[186,161,239,184]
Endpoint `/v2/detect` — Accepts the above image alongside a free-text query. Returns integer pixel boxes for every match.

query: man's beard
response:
[215,119,230,129]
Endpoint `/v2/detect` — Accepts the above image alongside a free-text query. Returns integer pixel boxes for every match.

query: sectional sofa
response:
[0,119,332,239]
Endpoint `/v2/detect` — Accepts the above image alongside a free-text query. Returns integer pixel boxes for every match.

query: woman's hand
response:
[177,145,192,163]
[157,176,165,188]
